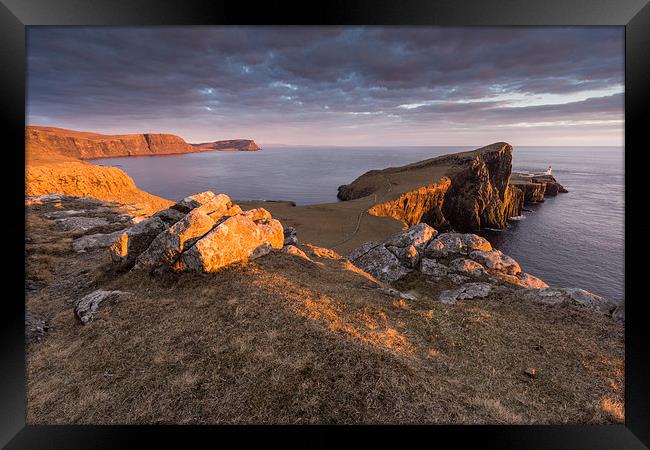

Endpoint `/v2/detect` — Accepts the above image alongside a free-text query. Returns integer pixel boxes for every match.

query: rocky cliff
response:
[191,139,261,151]
[26,160,173,215]
[510,173,568,203]
[26,126,202,160]
[338,143,524,232]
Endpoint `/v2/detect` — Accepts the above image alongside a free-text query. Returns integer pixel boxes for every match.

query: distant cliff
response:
[191,139,261,151]
[26,126,205,160]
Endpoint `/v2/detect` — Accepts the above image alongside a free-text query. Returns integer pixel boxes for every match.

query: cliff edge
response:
[337,143,524,232]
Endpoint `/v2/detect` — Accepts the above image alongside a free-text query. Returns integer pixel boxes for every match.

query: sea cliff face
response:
[27,126,197,159]
[442,143,522,231]
[338,142,524,231]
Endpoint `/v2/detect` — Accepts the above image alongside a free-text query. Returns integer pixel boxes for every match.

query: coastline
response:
[24,130,624,425]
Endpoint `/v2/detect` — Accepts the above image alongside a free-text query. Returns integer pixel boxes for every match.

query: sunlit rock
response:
[469,249,521,275]
[175,214,284,273]
[448,258,485,277]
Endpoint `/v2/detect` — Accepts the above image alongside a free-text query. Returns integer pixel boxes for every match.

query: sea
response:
[92,146,624,303]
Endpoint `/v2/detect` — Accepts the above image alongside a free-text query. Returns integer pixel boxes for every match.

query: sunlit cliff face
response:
[27,27,624,146]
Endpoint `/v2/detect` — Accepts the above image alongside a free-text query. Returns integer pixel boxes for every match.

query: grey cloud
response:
[26,26,623,145]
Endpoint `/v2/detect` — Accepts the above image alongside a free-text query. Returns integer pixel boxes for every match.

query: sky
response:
[26,26,624,147]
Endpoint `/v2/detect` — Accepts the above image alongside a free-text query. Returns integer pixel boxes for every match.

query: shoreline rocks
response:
[348,223,619,320]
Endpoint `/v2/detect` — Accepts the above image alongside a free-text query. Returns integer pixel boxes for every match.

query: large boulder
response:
[175,214,284,273]
[134,209,218,270]
[109,216,167,265]
[348,244,412,283]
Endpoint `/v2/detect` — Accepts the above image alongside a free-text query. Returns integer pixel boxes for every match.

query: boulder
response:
[448,258,485,277]
[561,288,617,315]
[348,244,412,283]
[72,229,125,253]
[438,282,492,304]
[175,214,284,273]
[425,233,492,257]
[469,249,521,275]
[134,209,217,270]
[74,290,134,324]
[384,223,437,251]
[109,216,167,265]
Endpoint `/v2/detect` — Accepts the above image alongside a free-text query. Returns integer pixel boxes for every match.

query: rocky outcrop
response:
[107,191,285,273]
[191,139,261,151]
[338,143,525,232]
[441,144,522,231]
[175,214,283,272]
[509,173,568,204]
[348,224,618,318]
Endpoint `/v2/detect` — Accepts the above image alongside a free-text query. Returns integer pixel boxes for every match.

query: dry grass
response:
[25,203,624,425]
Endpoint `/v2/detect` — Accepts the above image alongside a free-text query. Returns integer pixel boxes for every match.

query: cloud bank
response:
[27,26,624,146]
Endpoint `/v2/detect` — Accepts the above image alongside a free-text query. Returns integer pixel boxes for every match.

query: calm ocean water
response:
[92,146,624,303]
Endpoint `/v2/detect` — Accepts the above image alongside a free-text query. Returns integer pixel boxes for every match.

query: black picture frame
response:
[2,0,648,447]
